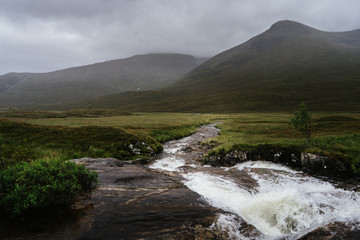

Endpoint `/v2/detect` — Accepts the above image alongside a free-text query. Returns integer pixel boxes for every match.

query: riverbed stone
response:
[301,152,352,177]
[205,146,303,169]
[74,160,223,239]
[299,222,360,240]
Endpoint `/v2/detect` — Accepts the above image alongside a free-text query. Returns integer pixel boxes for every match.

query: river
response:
[149,123,360,239]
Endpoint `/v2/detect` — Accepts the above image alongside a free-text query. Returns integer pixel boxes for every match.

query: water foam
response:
[229,160,300,174]
[183,162,360,239]
[163,138,188,154]
[149,156,186,172]
[149,135,200,171]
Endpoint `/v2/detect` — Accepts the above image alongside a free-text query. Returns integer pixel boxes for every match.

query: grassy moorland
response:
[5,111,214,141]
[210,112,360,174]
[0,111,213,216]
[0,110,359,173]
[211,113,360,150]
[5,110,359,170]
[0,111,215,168]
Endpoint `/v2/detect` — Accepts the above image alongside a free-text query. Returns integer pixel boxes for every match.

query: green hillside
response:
[65,20,360,112]
[0,54,204,107]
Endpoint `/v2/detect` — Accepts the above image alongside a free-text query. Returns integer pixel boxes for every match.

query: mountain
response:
[0,53,205,107]
[67,20,360,112]
[0,72,34,94]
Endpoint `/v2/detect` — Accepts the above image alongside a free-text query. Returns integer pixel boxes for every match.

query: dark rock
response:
[301,153,352,177]
[299,222,360,240]
[245,145,302,169]
[301,153,325,173]
[72,161,222,240]
[70,157,125,168]
[181,146,193,153]
[128,141,155,156]
[206,144,354,178]
[122,158,149,165]
[298,227,332,240]
[205,145,302,169]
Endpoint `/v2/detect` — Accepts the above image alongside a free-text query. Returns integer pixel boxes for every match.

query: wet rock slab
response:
[72,158,222,240]
[299,222,360,240]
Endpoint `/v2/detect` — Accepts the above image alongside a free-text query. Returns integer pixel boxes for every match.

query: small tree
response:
[290,102,313,147]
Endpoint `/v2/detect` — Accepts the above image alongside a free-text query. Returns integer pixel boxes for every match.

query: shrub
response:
[290,102,314,147]
[0,159,97,216]
[351,155,360,174]
[0,144,35,169]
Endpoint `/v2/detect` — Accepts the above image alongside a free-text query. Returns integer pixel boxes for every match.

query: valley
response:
[0,19,360,240]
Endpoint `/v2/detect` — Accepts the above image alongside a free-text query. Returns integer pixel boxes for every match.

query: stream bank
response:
[205,145,356,178]
[1,123,359,239]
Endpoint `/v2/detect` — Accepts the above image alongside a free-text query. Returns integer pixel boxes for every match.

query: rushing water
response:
[149,125,360,239]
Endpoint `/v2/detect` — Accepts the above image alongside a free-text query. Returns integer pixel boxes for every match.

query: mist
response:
[1,0,359,74]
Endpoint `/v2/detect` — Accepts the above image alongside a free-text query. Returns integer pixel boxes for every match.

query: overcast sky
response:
[0,0,359,75]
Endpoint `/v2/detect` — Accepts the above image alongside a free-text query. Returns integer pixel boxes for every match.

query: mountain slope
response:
[0,72,34,94]
[0,53,204,107]
[68,20,360,112]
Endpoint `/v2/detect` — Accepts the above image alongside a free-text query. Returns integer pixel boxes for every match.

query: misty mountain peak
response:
[0,53,203,107]
[269,20,316,34]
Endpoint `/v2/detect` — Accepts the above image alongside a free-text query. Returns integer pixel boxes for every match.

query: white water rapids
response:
[149,126,360,239]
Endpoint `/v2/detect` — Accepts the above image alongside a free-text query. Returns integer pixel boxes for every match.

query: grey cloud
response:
[0,0,359,74]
